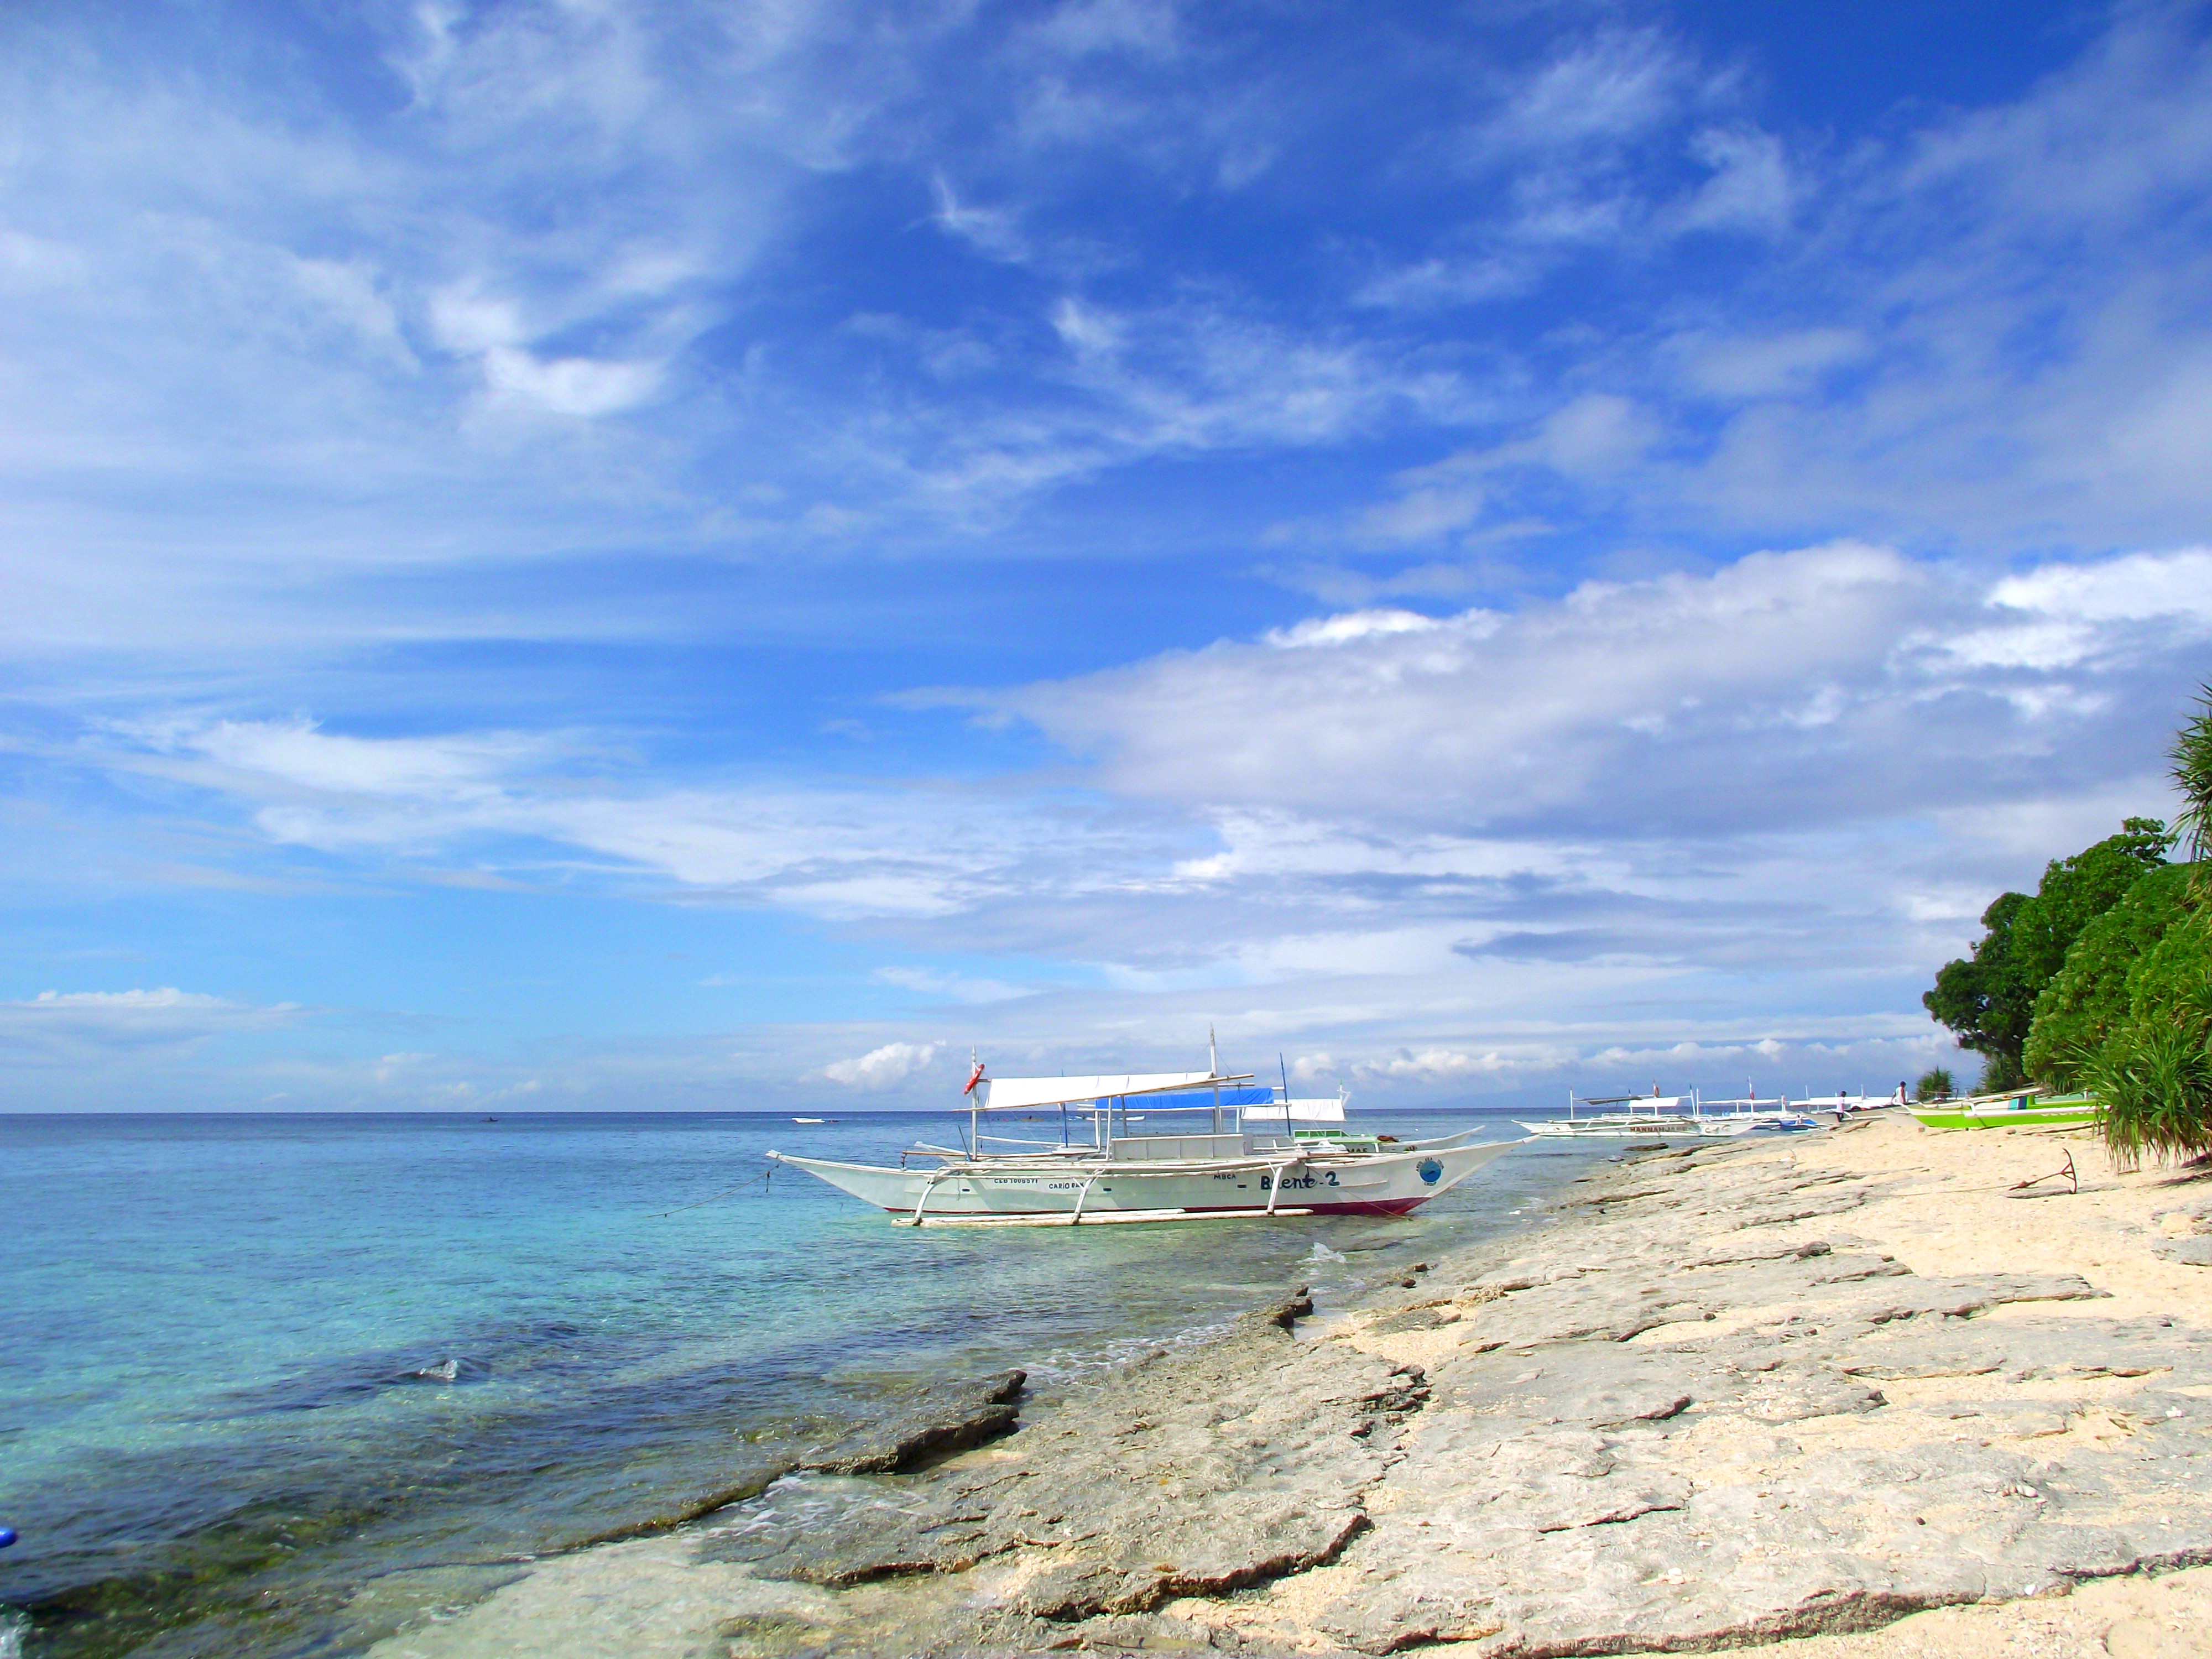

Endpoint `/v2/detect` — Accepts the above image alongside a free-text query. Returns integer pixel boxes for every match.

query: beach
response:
[363,1114,2212,1658]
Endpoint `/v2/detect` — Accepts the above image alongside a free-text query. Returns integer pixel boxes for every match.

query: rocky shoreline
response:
[368,1118,2212,1658]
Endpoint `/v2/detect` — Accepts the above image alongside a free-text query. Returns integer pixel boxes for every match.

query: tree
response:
[2008,818,2173,989]
[1913,1067,1954,1102]
[1925,820,2169,1088]
[2025,864,2196,1087]
[2079,688,2212,1168]
[1925,891,2036,1088]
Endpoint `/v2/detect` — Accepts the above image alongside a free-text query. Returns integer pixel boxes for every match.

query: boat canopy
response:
[976,1072,1256,1112]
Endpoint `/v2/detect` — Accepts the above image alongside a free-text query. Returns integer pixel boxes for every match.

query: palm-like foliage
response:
[2174,682,2212,865]
[2083,959,2212,1170]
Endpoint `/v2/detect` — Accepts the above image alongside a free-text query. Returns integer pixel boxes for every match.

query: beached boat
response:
[1697,1087,1823,1134]
[1907,1090,2099,1131]
[1793,1084,1907,1116]
[768,1058,1522,1225]
[1517,1083,1828,1140]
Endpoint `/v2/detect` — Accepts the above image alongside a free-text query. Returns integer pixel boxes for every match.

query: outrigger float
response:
[1907,1089,2099,1131]
[768,1053,1523,1227]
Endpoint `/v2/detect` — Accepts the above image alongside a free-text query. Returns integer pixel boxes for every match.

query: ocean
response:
[0,1109,1605,1658]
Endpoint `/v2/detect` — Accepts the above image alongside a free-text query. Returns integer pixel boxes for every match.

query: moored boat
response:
[768,1052,1523,1225]
[1515,1089,1795,1140]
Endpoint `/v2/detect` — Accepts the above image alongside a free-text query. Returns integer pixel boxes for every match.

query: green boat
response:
[1907,1090,2099,1130]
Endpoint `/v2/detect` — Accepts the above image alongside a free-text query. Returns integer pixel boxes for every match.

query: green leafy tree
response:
[1924,891,2037,1088]
[1926,820,2169,1088]
[2025,863,2197,1086]
[2083,691,2212,1167]
[1913,1067,1954,1102]
[2008,818,2173,988]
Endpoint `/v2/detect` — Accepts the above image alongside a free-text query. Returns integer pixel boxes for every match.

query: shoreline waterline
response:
[0,1108,1591,1659]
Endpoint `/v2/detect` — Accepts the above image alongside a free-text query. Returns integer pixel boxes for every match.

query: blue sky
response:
[4,0,2211,1110]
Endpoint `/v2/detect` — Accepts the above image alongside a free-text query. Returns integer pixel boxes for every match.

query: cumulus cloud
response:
[1009,541,1928,828]
[1001,541,2212,844]
[820,1041,940,1088]
[1358,1047,1511,1083]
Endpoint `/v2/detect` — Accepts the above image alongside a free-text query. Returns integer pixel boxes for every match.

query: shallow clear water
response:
[0,1110,1603,1657]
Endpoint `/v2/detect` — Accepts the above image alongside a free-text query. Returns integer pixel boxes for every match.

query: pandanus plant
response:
[2093,685,2212,1168]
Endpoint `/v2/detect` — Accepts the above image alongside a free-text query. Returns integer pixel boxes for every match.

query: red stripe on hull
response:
[874,1196,1433,1219]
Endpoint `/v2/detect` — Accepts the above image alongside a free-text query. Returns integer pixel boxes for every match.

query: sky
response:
[3,0,2210,1112]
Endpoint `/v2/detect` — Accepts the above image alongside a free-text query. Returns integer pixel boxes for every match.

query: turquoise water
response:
[0,1110,1599,1658]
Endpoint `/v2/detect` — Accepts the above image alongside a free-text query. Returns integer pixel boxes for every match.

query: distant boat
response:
[792,1117,833,1124]
[1517,1086,1818,1139]
[1518,1090,1741,1140]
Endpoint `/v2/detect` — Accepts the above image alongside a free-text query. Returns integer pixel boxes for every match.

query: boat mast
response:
[1209,1024,1223,1134]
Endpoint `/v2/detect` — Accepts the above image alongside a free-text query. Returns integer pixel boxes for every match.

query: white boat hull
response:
[769,1138,1522,1223]
[1515,1116,1759,1139]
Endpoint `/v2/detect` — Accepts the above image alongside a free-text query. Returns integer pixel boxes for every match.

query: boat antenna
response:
[1279,1051,1290,1102]
[1209,1024,1219,1078]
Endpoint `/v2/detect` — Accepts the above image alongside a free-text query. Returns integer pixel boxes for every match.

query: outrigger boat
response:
[1517,1084,1820,1140]
[1517,1089,1755,1140]
[1698,1084,1820,1134]
[767,1051,1523,1227]
[1908,1089,2099,1131]
[1793,1084,1907,1116]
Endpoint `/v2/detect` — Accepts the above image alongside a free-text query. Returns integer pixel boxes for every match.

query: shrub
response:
[2083,909,2212,1170]
[1913,1067,1954,1102]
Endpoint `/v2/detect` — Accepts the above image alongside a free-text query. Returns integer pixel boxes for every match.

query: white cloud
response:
[0,988,306,1065]
[1009,540,1931,823]
[1674,328,1866,400]
[481,347,665,418]
[1023,0,1181,61]
[821,1040,940,1088]
[1939,549,2212,671]
[1359,1047,1511,1083]
[1987,547,2212,624]
[1487,28,1695,153]
[1264,609,1444,649]
[1674,127,1794,235]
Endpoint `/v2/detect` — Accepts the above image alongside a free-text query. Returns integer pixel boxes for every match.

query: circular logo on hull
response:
[1416,1157,1443,1185]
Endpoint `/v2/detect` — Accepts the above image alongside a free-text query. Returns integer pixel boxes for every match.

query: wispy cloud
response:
[0,988,307,1067]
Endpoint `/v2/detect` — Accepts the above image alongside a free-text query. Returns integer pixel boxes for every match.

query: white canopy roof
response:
[977,1072,1245,1112]
[1243,1095,1347,1123]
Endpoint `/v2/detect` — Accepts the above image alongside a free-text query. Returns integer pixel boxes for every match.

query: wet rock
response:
[800,1370,1027,1475]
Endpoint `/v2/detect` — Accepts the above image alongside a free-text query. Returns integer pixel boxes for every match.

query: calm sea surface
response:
[0,1109,1605,1658]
